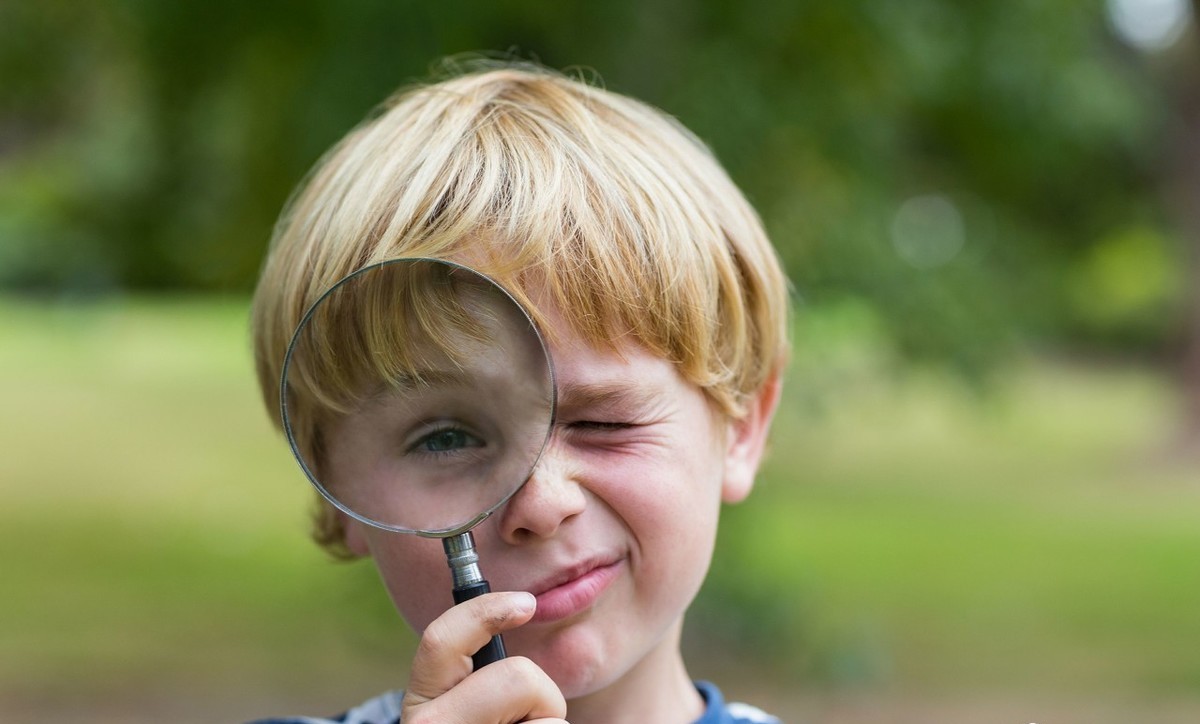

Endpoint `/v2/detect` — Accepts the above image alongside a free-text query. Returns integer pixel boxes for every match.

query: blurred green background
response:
[2,1,1199,722]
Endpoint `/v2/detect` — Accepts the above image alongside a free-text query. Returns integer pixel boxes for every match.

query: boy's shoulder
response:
[695,680,781,724]
[245,688,404,724]
[247,681,782,724]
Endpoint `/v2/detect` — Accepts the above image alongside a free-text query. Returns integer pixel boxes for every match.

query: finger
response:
[406,655,566,724]
[405,591,536,704]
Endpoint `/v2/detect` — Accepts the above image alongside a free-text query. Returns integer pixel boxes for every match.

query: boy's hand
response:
[401,591,568,724]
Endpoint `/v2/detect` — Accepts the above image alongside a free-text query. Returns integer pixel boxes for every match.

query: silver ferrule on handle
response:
[443,531,485,589]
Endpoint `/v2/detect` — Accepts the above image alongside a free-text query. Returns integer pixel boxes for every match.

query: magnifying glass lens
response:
[280,259,555,534]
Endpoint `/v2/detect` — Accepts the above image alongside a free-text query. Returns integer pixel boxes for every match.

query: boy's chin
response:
[510,627,627,700]
[542,656,625,703]
[513,615,687,703]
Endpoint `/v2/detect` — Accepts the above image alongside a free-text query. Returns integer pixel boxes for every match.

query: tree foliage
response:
[0,0,1186,367]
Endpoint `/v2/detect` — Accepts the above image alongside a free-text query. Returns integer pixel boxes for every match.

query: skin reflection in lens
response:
[320,281,553,533]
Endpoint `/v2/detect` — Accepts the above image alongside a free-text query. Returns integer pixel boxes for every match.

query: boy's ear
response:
[721,369,783,504]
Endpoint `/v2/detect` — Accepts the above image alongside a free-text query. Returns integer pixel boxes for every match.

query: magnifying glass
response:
[279,258,556,669]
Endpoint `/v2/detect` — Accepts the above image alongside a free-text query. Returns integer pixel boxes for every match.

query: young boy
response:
[250,62,790,724]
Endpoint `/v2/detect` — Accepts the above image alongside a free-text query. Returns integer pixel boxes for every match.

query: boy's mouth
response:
[526,555,624,624]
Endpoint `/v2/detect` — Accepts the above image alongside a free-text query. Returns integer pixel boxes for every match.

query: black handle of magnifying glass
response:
[452,581,507,669]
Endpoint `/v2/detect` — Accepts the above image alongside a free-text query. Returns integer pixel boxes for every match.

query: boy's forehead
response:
[418,254,713,414]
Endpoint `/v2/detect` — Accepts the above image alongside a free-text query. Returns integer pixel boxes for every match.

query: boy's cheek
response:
[347,519,454,630]
[364,533,454,631]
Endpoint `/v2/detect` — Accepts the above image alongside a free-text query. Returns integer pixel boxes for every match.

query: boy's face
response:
[340,303,774,699]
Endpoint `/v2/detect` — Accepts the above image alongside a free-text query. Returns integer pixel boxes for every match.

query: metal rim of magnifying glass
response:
[278,257,558,539]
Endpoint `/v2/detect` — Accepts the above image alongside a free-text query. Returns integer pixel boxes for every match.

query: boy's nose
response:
[495,439,586,543]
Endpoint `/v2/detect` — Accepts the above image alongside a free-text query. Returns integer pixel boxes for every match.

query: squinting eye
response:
[571,421,634,431]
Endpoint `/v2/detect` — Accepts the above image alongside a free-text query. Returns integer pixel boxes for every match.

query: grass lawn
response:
[2,296,1198,723]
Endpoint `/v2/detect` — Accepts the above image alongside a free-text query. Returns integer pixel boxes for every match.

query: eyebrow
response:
[362,367,475,400]
[399,368,474,387]
[556,381,666,413]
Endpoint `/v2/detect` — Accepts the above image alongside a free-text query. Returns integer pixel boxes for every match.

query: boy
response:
[250,62,790,724]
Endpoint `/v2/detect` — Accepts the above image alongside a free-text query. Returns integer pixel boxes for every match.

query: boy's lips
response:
[526,555,624,624]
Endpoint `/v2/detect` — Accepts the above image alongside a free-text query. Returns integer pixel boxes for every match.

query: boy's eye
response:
[570,420,635,432]
[410,427,483,454]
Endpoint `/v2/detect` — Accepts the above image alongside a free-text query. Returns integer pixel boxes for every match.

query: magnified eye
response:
[410,425,484,455]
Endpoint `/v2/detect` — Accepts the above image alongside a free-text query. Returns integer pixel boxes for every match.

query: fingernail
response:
[511,591,536,615]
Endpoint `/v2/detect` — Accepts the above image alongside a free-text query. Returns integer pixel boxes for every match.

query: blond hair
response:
[251,62,790,556]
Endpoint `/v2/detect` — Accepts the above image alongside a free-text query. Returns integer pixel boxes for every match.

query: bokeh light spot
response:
[1106,0,1193,51]
[890,194,965,270]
